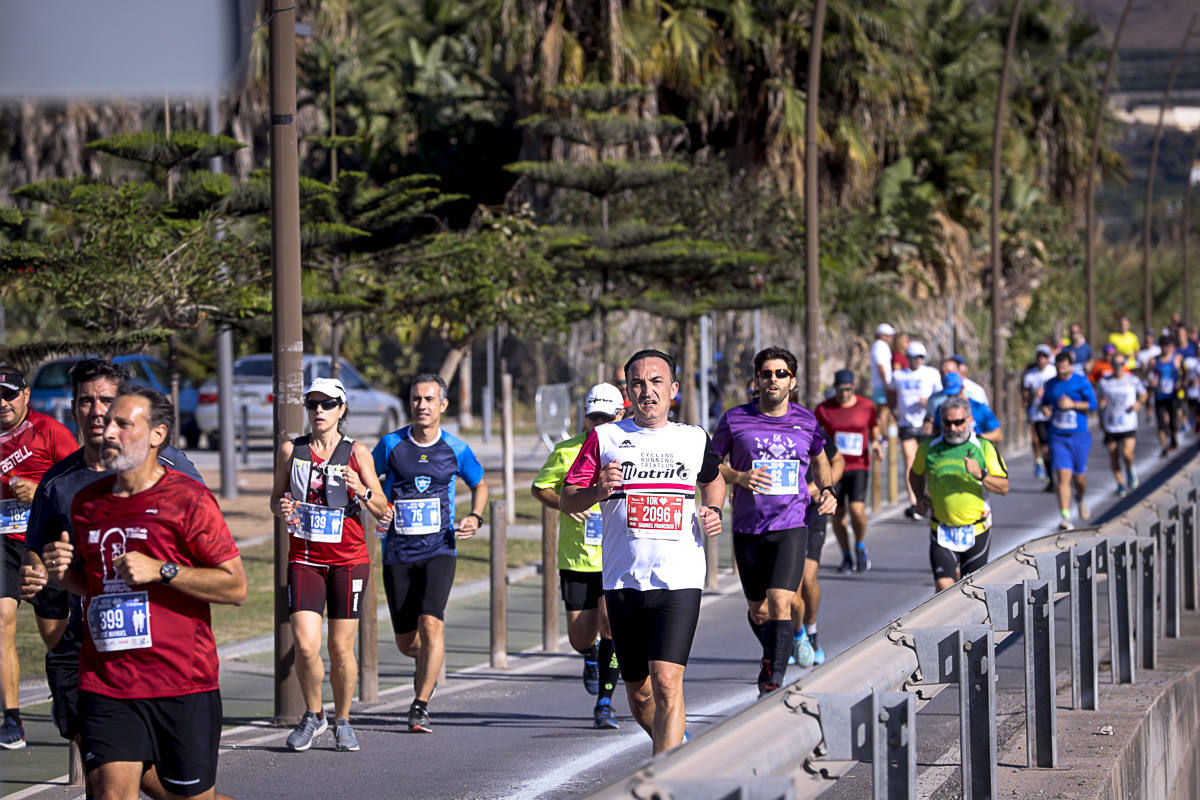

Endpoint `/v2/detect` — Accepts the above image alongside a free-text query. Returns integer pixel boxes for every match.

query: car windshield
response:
[33,361,76,390]
[234,359,274,380]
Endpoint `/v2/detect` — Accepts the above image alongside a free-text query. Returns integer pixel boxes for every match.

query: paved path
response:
[2,424,1191,799]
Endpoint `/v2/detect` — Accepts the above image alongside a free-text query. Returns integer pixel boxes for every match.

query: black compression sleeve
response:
[697,433,721,483]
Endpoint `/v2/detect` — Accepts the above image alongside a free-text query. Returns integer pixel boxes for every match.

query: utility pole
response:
[269,0,304,725]
[209,94,238,500]
[1184,132,1200,325]
[804,0,828,407]
[991,0,1023,407]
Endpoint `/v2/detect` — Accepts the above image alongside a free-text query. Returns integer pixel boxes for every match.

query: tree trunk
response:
[681,318,699,426]
[457,349,474,429]
[438,343,470,386]
[330,258,343,378]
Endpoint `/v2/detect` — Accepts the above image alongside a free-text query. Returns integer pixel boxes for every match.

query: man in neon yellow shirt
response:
[531,383,622,729]
[1108,316,1140,359]
[909,396,1010,592]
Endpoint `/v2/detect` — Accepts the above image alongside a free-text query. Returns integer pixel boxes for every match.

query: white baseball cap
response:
[305,377,347,402]
[585,383,623,418]
[906,341,927,358]
[877,323,896,336]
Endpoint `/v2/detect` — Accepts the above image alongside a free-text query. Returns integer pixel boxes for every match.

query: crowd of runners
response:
[0,315,1197,791]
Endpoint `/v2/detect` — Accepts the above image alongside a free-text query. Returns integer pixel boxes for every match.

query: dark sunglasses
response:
[0,388,20,402]
[758,368,794,380]
[943,417,968,427]
[304,398,343,411]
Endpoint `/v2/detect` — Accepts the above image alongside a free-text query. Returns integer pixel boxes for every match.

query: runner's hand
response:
[596,460,622,498]
[344,467,367,497]
[1057,395,1075,410]
[43,533,75,583]
[569,511,590,524]
[743,467,772,493]
[19,560,47,600]
[963,457,983,480]
[9,477,35,504]
[278,494,297,518]
[696,506,722,537]
[114,551,164,585]
[914,497,931,516]
[455,513,481,539]
[816,488,838,515]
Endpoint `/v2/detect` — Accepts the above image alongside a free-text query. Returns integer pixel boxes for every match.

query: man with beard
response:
[909,396,1009,592]
[43,386,246,800]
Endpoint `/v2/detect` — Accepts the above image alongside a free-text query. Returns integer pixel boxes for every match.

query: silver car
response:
[195,354,407,448]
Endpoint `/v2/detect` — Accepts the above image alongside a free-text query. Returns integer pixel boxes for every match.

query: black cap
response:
[834,369,855,387]
[0,370,26,392]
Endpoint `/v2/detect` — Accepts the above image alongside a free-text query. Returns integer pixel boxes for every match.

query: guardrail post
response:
[1071,545,1098,709]
[1023,579,1057,768]
[1109,540,1135,683]
[814,691,916,800]
[490,499,508,669]
[1138,540,1157,670]
[1165,519,1181,638]
[908,626,996,799]
[1180,492,1197,610]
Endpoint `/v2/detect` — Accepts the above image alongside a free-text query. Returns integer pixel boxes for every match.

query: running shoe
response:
[757,657,778,696]
[333,718,360,752]
[854,544,871,573]
[0,718,25,750]
[593,699,619,730]
[583,647,600,696]
[1043,481,1056,493]
[837,554,854,574]
[286,710,327,752]
[1078,501,1091,522]
[1034,461,1046,480]
[812,647,827,666]
[1058,519,1074,532]
[1127,465,1139,489]
[1116,484,1129,498]
[904,505,924,521]
[408,704,432,733]
[792,634,815,668]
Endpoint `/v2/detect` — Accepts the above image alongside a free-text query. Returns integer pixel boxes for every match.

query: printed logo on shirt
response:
[414,475,432,493]
[418,454,429,462]
[754,433,799,461]
[145,508,158,515]
[125,527,148,540]
[95,527,133,593]
[88,530,100,544]
[618,439,636,448]
[0,445,32,474]
[620,450,690,481]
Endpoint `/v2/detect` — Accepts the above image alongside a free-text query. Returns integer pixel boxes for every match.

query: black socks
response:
[597,637,618,701]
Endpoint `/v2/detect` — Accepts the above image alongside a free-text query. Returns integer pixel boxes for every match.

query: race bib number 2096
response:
[625,494,686,540]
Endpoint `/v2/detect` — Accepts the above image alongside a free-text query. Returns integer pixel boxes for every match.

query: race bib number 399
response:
[751,459,801,495]
[625,494,686,540]
[87,591,152,652]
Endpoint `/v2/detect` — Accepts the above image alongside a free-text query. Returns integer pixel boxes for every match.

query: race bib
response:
[87,591,152,652]
[394,498,441,536]
[294,502,344,543]
[751,459,802,496]
[625,493,686,540]
[834,432,864,457]
[0,498,30,535]
[936,523,977,553]
[1160,376,1175,394]
[583,512,603,546]
[1051,409,1077,430]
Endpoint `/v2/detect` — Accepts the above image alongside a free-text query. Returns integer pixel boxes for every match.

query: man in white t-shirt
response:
[1096,353,1147,496]
[950,354,989,405]
[870,324,895,429]
[1022,344,1056,484]
[890,342,941,517]
[562,349,726,755]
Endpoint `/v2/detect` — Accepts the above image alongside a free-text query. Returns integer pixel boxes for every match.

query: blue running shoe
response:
[593,699,619,729]
[792,634,815,668]
[583,642,600,695]
[813,647,826,665]
[854,544,871,573]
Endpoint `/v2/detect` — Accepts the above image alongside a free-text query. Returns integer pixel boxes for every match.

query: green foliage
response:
[86,131,246,169]
[506,160,688,198]
[547,84,651,112]
[0,329,173,375]
[519,113,685,148]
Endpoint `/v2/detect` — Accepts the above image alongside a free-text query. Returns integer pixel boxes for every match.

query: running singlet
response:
[1066,342,1092,375]
[532,432,602,572]
[1041,374,1097,434]
[815,395,876,472]
[288,448,367,567]
[72,470,240,699]
[373,426,484,565]
[912,434,1007,542]
[1153,356,1182,400]
[1023,364,1055,422]
[1098,373,1145,434]
[0,410,78,541]
[890,366,942,428]
[711,401,825,535]
[564,418,720,592]
[1185,357,1200,400]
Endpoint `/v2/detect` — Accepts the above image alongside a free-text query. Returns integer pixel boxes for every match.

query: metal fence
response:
[576,454,1200,800]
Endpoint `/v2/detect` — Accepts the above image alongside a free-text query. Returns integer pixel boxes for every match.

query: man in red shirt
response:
[44,386,246,799]
[0,365,77,748]
[815,369,881,575]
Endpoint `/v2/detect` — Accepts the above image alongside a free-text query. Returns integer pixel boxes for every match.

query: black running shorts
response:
[898,425,923,441]
[1033,421,1050,446]
[929,528,991,583]
[733,528,805,602]
[288,562,370,620]
[837,470,869,505]
[805,520,827,567]
[1103,430,1136,445]
[605,588,702,683]
[45,624,84,740]
[559,569,603,612]
[382,555,457,634]
[80,689,222,797]
[0,535,24,602]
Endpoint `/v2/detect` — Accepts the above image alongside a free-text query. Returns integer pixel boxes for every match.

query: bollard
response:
[490,500,508,668]
[870,455,881,512]
[1108,540,1135,683]
[814,690,916,800]
[704,523,719,590]
[1165,519,1181,638]
[886,430,898,504]
[1071,545,1098,709]
[1181,498,1197,611]
[542,505,559,652]
[69,740,84,786]
[1138,540,1157,671]
[358,508,380,702]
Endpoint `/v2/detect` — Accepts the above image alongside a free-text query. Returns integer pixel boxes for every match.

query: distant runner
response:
[1041,351,1098,530]
[1096,354,1146,497]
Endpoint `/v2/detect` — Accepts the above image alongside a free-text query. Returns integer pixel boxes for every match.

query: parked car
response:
[30,354,202,448]
[195,354,407,448]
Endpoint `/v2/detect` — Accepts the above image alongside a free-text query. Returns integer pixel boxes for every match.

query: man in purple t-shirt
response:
[712,347,836,695]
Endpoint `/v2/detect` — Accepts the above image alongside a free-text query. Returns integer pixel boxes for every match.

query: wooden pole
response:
[542,505,559,652]
[490,500,509,668]
[804,0,828,407]
[357,509,379,702]
[68,740,84,786]
[502,372,515,525]
[1185,130,1200,325]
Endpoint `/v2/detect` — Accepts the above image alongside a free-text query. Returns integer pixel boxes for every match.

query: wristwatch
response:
[468,512,484,525]
[819,485,836,498]
[706,505,723,518]
[160,561,179,585]
[360,488,373,502]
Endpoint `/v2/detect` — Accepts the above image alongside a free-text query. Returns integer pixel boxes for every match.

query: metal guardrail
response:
[579,455,1200,800]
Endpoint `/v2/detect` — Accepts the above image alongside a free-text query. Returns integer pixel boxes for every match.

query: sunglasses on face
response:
[304,398,343,411]
[0,388,20,402]
[758,368,794,381]
[943,417,968,427]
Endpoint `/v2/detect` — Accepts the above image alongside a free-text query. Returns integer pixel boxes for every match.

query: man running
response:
[1108,316,1139,360]
[1042,351,1098,530]
[42,386,247,800]
[373,373,488,734]
[0,364,79,747]
[19,359,211,798]
[711,347,835,694]
[1065,323,1092,377]
[1097,353,1146,497]
[1022,345,1055,485]
[910,396,1009,591]
[869,324,895,430]
[561,349,725,754]
[530,383,623,729]
[890,342,941,520]
[927,374,1002,444]
[1149,337,1184,456]
[949,355,989,405]
[815,369,880,574]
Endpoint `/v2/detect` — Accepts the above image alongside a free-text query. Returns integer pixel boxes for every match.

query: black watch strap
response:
[706,505,723,518]
[468,512,484,524]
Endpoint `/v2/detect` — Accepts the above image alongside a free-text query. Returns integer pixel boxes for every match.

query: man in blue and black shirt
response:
[373,373,488,734]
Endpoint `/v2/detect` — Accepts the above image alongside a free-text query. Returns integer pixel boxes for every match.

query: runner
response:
[711,347,835,694]
[892,333,910,373]
[373,373,488,734]
[815,369,880,574]
[790,440,844,667]
[1183,349,1200,435]
[1108,316,1139,360]
[927,374,1002,444]
[950,355,989,405]
[0,364,78,748]
[42,386,247,800]
[1022,344,1055,485]
[561,349,726,754]
[1041,351,1098,530]
[530,383,623,729]
[910,396,1009,591]
[1088,344,1115,384]
[1065,323,1093,377]
[272,377,388,752]
[890,342,941,520]
[1096,354,1147,497]
[869,324,895,431]
[1149,336,1184,456]
[19,359,211,798]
